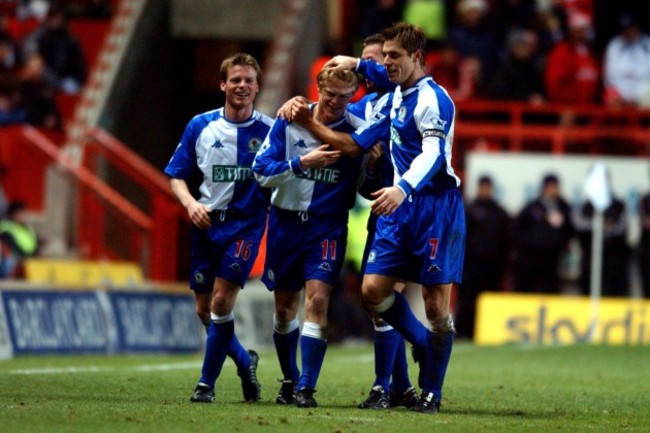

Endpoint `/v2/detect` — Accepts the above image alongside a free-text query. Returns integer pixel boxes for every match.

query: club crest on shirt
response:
[194,271,206,284]
[397,106,407,122]
[248,137,263,153]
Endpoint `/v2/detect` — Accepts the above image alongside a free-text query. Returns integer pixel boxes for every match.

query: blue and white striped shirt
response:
[253,109,364,215]
[164,108,273,215]
[353,72,460,196]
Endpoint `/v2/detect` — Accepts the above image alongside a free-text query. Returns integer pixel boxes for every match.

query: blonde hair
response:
[316,67,359,92]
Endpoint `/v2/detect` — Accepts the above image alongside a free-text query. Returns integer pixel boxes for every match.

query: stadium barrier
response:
[0,285,204,360]
[0,278,277,360]
[475,292,650,345]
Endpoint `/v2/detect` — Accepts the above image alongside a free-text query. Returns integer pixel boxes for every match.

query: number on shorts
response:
[234,239,253,261]
[429,238,439,259]
[320,239,337,260]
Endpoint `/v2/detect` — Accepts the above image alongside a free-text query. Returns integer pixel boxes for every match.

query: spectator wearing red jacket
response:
[544,11,600,104]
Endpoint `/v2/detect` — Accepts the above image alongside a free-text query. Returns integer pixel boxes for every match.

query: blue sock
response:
[372,325,399,392]
[375,291,428,349]
[273,328,300,382]
[424,329,454,400]
[389,334,412,393]
[227,334,251,370]
[297,334,327,390]
[198,319,234,388]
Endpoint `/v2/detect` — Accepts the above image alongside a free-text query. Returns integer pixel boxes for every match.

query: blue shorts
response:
[190,211,266,294]
[262,207,348,292]
[365,189,466,286]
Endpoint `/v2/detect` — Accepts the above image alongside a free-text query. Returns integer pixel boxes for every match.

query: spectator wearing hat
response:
[602,13,650,107]
[457,175,511,339]
[513,174,575,293]
[544,11,600,104]
[447,0,498,85]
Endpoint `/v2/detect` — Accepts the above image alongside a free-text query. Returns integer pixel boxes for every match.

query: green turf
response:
[1,343,649,432]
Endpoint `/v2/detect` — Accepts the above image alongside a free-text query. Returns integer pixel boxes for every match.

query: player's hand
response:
[300,144,341,169]
[277,96,309,120]
[367,142,384,173]
[290,98,313,126]
[370,186,406,216]
[187,201,211,229]
[323,55,358,71]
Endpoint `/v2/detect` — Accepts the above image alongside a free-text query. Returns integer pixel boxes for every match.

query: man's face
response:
[220,65,259,111]
[317,77,356,121]
[382,39,418,85]
[361,42,384,91]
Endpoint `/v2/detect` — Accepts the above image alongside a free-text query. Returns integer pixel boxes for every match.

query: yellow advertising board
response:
[475,292,650,345]
[24,259,144,288]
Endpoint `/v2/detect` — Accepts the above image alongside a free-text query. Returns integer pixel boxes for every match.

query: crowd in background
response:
[0,0,112,129]
[351,0,650,107]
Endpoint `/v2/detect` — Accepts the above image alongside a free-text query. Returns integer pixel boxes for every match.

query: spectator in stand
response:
[544,10,600,105]
[357,0,407,42]
[447,0,498,85]
[0,70,26,125]
[0,200,39,279]
[530,0,569,58]
[488,28,545,103]
[457,175,511,340]
[639,180,650,298]
[19,52,61,129]
[0,13,22,71]
[22,6,87,94]
[427,41,483,101]
[403,0,447,49]
[572,178,629,297]
[487,0,537,49]
[602,13,650,108]
[513,174,574,293]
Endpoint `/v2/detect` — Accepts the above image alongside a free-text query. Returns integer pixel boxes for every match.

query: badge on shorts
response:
[368,250,376,263]
[267,269,275,282]
[194,271,206,284]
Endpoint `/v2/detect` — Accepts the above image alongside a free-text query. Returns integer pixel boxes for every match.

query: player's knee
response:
[361,284,384,307]
[274,303,298,323]
[305,293,328,317]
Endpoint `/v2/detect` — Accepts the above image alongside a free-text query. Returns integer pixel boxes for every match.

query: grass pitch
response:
[1,343,649,433]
